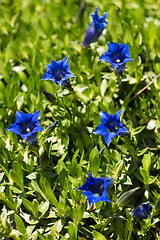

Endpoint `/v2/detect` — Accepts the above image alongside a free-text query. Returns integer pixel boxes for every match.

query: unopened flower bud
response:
[118,187,140,207]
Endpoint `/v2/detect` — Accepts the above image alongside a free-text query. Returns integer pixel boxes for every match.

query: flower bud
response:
[118,187,140,207]
[40,150,48,171]
[131,203,152,219]
[42,90,57,104]
[154,198,160,213]
[44,120,59,137]
[82,8,108,48]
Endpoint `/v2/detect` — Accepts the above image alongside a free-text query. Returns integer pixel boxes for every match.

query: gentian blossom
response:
[7,111,44,144]
[131,203,152,219]
[93,110,128,146]
[82,8,108,48]
[99,42,134,73]
[42,56,76,87]
[77,171,112,206]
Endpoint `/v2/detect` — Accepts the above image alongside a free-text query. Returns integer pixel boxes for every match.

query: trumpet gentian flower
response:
[93,110,128,146]
[7,111,44,144]
[42,56,76,87]
[77,171,112,206]
[131,203,152,219]
[82,8,108,48]
[99,42,134,73]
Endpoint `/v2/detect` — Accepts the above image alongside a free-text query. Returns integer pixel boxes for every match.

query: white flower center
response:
[26,128,31,133]
[116,59,121,64]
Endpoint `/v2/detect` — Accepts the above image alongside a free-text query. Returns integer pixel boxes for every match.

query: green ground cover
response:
[0,0,160,239]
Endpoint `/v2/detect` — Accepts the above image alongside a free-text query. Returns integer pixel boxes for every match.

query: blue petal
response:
[32,126,44,133]
[110,62,119,70]
[15,111,28,122]
[42,72,55,80]
[116,110,123,121]
[104,132,117,146]
[50,60,62,71]
[122,43,130,57]
[108,42,119,53]
[117,126,128,136]
[20,132,32,141]
[7,123,21,134]
[123,58,134,64]
[77,179,93,191]
[93,124,107,136]
[99,54,112,63]
[62,56,70,73]
[83,190,93,197]
[87,193,100,205]
[46,64,54,73]
[100,111,110,122]
[99,191,111,202]
[118,43,125,52]
[32,111,41,124]
[103,178,113,188]
[88,171,94,179]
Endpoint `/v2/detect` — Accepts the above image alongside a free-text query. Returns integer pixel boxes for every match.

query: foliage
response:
[0,0,160,239]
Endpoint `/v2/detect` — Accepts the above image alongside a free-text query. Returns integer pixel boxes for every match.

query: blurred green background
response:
[0,0,160,239]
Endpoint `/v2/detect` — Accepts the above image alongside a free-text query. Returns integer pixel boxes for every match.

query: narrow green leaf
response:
[0,192,16,211]
[41,177,59,208]
[31,180,47,200]
[38,231,46,240]
[22,198,34,216]
[68,222,77,240]
[15,213,26,235]
[89,147,100,175]
[143,154,151,174]
[100,79,108,97]
[140,169,149,185]
[11,171,24,191]
[39,201,49,217]
[93,230,106,240]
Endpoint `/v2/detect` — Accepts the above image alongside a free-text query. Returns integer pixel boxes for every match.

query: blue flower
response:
[93,110,128,146]
[131,203,152,219]
[42,56,76,87]
[99,42,134,73]
[77,171,112,206]
[82,8,108,48]
[7,111,44,144]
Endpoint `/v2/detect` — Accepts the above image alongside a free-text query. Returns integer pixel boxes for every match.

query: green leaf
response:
[148,21,156,49]
[11,171,24,191]
[9,229,23,238]
[20,213,39,225]
[0,192,16,212]
[74,84,88,93]
[11,161,24,191]
[22,198,35,216]
[38,231,46,240]
[154,198,160,214]
[39,201,50,218]
[14,213,26,235]
[41,177,59,208]
[31,180,47,200]
[143,154,151,174]
[57,153,67,174]
[100,79,108,97]
[89,147,100,175]
[140,169,149,185]
[93,230,106,240]
[131,126,145,136]
[68,222,77,240]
